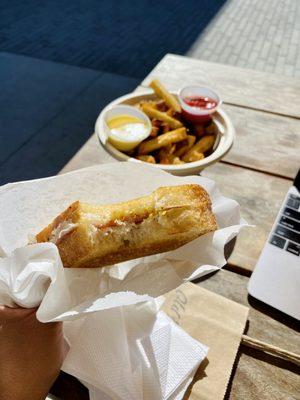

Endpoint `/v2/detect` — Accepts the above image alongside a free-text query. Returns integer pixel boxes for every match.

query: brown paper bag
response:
[162,282,249,400]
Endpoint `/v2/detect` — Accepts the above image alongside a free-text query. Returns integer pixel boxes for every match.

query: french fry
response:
[158,144,176,161]
[150,126,159,137]
[159,153,184,165]
[138,127,187,155]
[163,144,176,155]
[160,157,172,165]
[141,104,182,129]
[155,100,168,112]
[174,135,196,157]
[195,124,205,136]
[185,135,215,155]
[139,100,158,109]
[172,157,185,165]
[205,122,217,135]
[187,135,196,147]
[152,119,162,127]
[161,123,170,134]
[182,135,215,162]
[169,144,176,154]
[149,79,181,113]
[182,150,205,163]
[136,155,156,164]
[174,140,187,156]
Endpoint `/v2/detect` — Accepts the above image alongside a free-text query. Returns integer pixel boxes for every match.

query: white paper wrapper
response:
[0,163,246,399]
[0,162,245,321]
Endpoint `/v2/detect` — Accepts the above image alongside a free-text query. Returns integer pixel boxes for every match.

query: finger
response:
[0,305,37,321]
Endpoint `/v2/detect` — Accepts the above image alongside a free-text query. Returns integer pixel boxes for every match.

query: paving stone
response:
[187,0,300,78]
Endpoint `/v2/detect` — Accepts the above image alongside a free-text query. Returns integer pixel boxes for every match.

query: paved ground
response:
[187,0,300,77]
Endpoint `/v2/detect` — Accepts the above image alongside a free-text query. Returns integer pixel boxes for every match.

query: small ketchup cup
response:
[179,86,221,123]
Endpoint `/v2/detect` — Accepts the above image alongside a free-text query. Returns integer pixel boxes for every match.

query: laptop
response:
[248,169,300,320]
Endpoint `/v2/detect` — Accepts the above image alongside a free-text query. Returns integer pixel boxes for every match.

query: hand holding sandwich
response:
[0,306,68,400]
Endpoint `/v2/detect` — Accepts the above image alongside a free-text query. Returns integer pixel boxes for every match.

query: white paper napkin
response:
[62,304,208,400]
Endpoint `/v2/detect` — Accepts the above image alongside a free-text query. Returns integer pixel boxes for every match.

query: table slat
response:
[228,351,300,400]
[201,163,292,271]
[141,54,300,119]
[222,104,300,179]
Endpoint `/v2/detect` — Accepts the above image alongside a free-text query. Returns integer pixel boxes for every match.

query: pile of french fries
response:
[130,79,218,165]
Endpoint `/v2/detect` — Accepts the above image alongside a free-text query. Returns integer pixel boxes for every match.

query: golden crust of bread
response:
[36,184,217,268]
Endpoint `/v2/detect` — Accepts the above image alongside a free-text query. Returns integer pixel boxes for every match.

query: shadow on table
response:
[223,344,300,400]
[192,237,238,285]
[183,358,209,399]
[50,371,89,400]
[248,294,300,332]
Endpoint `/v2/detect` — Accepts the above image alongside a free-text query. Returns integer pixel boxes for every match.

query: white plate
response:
[95,90,235,176]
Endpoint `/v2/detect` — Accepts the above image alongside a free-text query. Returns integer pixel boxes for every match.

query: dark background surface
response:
[0,53,138,184]
[0,0,226,184]
[0,0,226,78]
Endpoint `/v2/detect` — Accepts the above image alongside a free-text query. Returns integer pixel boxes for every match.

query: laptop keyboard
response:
[270,193,300,256]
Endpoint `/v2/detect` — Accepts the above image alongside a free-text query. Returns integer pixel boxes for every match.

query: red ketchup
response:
[181,95,219,123]
[184,96,218,110]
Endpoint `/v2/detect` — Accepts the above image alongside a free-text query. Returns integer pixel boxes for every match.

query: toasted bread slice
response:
[36,184,217,268]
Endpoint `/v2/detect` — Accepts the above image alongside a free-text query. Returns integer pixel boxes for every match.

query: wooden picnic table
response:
[59,54,300,399]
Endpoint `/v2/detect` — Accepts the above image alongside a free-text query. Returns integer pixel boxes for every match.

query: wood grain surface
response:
[141,54,300,119]
[227,351,300,400]
[201,163,292,271]
[221,104,300,179]
[197,269,300,400]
